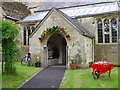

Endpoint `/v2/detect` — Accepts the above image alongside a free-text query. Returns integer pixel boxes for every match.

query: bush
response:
[1,18,19,74]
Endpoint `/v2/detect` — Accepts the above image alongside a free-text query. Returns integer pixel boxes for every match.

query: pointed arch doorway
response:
[46,33,67,67]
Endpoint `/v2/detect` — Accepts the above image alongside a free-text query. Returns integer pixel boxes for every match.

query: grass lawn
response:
[60,67,119,88]
[2,62,42,88]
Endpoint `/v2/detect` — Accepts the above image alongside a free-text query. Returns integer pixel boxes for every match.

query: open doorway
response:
[47,33,67,66]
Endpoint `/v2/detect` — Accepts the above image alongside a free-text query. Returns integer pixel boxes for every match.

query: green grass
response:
[2,62,42,88]
[60,67,119,88]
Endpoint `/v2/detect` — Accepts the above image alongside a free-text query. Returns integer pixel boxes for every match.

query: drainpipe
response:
[92,38,95,63]
[66,46,69,69]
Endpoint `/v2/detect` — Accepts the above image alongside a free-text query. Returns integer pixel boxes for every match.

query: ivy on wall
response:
[38,26,71,42]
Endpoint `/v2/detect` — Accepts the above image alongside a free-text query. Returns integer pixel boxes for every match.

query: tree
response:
[1,19,19,74]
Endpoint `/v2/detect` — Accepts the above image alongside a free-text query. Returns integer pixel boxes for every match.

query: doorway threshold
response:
[48,65,66,68]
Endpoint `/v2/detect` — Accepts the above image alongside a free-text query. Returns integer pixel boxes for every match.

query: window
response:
[97,18,117,44]
[97,20,103,43]
[111,18,117,43]
[27,26,31,45]
[104,19,110,43]
[31,26,35,32]
[27,26,31,36]
[23,27,26,45]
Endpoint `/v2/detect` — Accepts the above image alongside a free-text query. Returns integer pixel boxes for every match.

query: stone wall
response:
[77,17,96,34]
[77,14,119,65]
[94,44,118,65]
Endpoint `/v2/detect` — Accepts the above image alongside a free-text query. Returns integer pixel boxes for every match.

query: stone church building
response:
[17,1,120,68]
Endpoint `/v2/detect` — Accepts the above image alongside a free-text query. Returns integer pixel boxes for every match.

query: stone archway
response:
[47,33,67,66]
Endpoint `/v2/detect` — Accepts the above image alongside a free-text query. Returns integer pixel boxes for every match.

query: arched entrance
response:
[47,33,67,66]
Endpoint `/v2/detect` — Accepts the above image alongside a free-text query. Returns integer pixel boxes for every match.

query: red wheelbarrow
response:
[92,61,115,79]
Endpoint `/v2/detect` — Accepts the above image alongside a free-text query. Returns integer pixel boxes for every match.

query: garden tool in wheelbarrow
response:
[92,61,115,79]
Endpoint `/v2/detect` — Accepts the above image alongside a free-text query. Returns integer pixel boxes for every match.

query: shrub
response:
[1,18,19,74]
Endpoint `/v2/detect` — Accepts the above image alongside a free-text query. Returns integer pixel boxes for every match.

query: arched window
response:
[97,20,103,43]
[104,19,110,43]
[111,18,117,43]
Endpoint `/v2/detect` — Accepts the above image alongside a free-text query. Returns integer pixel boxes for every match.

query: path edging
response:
[59,69,67,88]
[17,68,44,89]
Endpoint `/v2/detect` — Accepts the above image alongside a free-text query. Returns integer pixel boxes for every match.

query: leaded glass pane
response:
[111,18,117,43]
[104,19,110,43]
[98,20,103,43]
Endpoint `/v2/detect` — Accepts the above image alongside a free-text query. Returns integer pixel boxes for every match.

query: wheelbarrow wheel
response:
[93,71,100,79]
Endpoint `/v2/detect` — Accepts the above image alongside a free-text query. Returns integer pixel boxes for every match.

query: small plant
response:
[35,59,41,67]
[89,61,93,67]
[35,60,41,63]
[70,59,77,64]
[71,60,77,64]
[70,59,77,70]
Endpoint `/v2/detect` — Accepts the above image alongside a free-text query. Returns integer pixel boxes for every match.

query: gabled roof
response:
[30,7,94,38]
[55,8,94,38]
